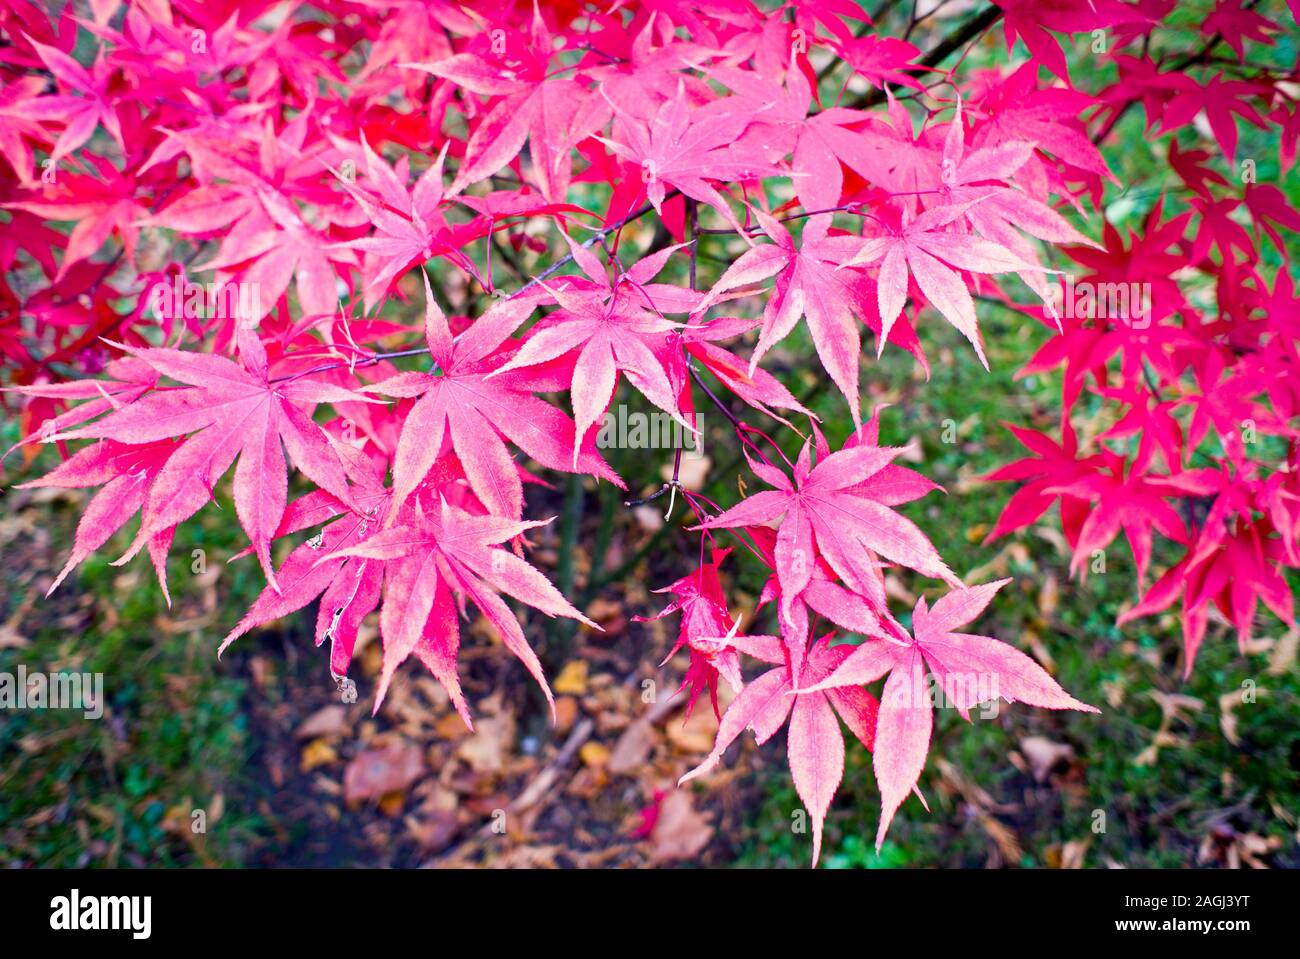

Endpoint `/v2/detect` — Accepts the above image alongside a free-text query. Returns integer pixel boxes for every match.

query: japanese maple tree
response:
[1,0,1296,865]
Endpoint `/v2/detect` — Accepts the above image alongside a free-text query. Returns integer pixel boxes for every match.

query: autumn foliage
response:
[1,0,1297,864]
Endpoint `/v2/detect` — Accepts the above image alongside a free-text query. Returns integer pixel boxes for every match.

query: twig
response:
[494,717,595,819]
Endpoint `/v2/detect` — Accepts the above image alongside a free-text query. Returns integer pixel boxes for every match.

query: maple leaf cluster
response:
[983,2,1300,681]
[0,0,1294,865]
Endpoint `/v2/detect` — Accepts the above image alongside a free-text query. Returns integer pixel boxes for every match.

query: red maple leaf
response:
[18,438,179,598]
[803,579,1097,847]
[637,547,742,719]
[967,62,1114,180]
[218,442,392,691]
[597,79,783,233]
[330,137,484,311]
[366,274,622,521]
[993,0,1153,81]
[680,631,881,866]
[5,155,146,281]
[658,314,814,429]
[12,35,124,161]
[1201,0,1279,61]
[321,497,599,716]
[710,64,911,214]
[695,439,959,667]
[405,5,607,201]
[703,209,876,423]
[1046,446,1206,583]
[489,237,702,463]
[846,198,1038,368]
[983,417,1101,546]
[1157,72,1272,161]
[50,330,356,589]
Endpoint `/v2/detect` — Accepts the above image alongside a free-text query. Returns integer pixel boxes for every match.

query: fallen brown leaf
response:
[578,742,610,769]
[552,660,589,696]
[1019,736,1075,784]
[299,738,338,773]
[665,705,718,755]
[456,714,515,774]
[648,791,713,863]
[344,742,424,803]
[608,720,657,775]
[1218,687,1267,746]
[295,705,348,740]
[553,695,579,734]
[434,712,473,740]
[1267,628,1298,676]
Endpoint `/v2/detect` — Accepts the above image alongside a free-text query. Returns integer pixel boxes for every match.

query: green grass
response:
[0,459,266,868]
